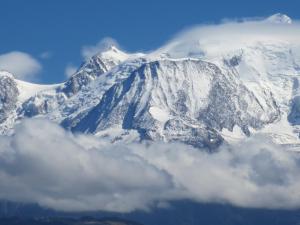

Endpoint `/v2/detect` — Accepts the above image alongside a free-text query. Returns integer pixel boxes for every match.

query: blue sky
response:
[0,0,299,83]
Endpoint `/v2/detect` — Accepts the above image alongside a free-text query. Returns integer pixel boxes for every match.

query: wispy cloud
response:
[0,51,42,81]
[81,37,120,59]
[64,63,77,78]
[39,51,52,59]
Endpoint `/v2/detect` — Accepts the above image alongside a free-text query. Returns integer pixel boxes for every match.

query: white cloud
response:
[1,119,300,213]
[65,64,77,78]
[81,37,120,59]
[0,119,173,212]
[0,51,42,81]
[155,16,300,59]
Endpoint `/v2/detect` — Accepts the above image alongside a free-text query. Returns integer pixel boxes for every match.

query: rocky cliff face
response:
[0,71,19,122]
[69,59,280,149]
[62,46,131,96]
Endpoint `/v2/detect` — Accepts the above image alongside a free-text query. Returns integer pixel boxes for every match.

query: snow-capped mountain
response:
[0,14,300,149]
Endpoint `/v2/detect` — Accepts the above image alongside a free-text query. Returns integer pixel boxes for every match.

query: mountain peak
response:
[94,44,129,62]
[266,13,292,24]
[106,44,120,52]
[0,70,14,79]
[98,44,121,54]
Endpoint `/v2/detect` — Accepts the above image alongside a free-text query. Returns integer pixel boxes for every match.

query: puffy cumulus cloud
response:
[155,15,300,58]
[0,51,42,81]
[134,138,300,209]
[64,64,78,78]
[81,37,120,59]
[0,119,172,212]
[1,119,300,212]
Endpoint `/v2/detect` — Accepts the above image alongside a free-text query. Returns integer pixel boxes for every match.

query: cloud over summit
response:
[81,37,120,59]
[156,14,300,59]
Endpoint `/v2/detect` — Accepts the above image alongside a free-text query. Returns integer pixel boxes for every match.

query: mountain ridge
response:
[1,14,300,149]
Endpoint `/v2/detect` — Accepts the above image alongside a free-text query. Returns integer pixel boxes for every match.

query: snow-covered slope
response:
[0,70,61,134]
[266,13,293,24]
[62,45,144,96]
[69,59,279,149]
[0,14,300,149]
[16,79,60,103]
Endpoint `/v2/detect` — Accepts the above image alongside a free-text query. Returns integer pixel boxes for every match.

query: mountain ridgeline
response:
[0,14,300,150]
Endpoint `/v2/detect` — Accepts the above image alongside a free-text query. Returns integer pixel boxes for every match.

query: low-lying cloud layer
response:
[0,119,300,213]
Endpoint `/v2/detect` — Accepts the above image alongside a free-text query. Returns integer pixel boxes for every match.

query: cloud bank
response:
[0,51,42,81]
[0,119,300,213]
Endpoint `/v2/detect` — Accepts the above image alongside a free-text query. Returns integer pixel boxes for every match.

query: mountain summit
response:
[266,13,293,24]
